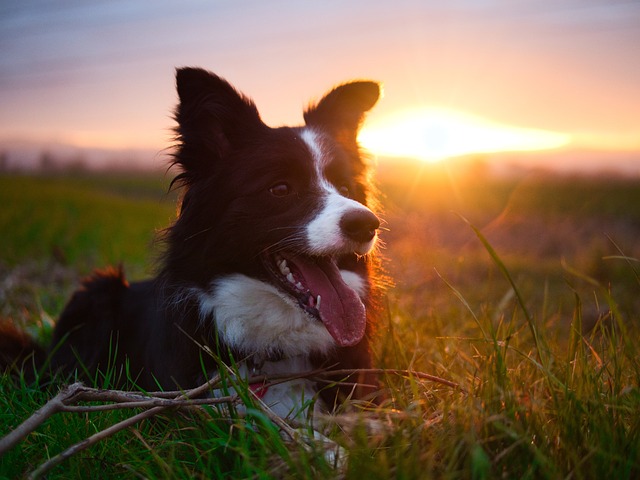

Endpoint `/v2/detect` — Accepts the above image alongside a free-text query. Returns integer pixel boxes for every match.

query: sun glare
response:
[359,108,570,163]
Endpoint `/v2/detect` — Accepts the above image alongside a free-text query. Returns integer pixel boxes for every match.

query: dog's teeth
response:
[295,282,304,291]
[286,273,295,284]
[278,259,290,276]
[316,295,321,310]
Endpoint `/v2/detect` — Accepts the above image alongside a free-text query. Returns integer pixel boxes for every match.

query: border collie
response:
[1,68,383,418]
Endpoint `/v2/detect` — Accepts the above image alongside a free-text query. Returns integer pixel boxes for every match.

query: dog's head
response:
[167,68,380,349]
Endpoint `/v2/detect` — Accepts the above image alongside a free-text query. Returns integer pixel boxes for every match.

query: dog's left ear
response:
[304,81,380,142]
[173,68,266,180]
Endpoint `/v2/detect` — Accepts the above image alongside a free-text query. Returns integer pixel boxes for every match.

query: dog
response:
[1,67,383,419]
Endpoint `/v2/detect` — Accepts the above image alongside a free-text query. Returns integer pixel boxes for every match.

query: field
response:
[1,164,640,479]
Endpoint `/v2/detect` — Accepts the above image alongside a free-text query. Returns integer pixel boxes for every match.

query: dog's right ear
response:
[304,80,380,146]
[173,68,265,179]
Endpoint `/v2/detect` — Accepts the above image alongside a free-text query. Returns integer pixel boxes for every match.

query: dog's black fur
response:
[1,68,383,408]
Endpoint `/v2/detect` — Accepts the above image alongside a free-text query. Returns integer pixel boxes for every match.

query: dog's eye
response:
[269,183,291,197]
[338,186,350,197]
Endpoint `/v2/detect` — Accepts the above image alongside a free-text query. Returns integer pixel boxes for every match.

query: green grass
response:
[0,173,176,275]
[1,170,640,478]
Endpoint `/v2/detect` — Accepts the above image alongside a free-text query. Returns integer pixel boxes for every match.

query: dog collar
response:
[249,382,269,399]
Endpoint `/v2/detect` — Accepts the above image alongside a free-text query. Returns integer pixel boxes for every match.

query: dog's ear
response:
[304,81,380,143]
[173,68,265,177]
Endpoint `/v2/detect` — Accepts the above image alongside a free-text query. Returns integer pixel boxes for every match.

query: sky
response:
[1,0,639,172]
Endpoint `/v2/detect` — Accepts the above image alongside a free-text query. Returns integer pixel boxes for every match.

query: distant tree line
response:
[37,151,88,173]
[0,150,88,173]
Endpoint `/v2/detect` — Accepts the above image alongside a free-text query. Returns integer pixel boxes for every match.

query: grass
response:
[1,168,640,478]
[0,173,176,273]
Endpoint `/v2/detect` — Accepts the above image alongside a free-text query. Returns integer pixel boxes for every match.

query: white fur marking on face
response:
[306,192,377,255]
[300,128,327,173]
[300,127,377,256]
[197,274,335,358]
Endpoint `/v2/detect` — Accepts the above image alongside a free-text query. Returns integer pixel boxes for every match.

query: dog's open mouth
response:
[263,252,366,347]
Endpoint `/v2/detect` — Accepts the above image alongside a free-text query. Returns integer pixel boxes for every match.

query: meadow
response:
[1,164,640,479]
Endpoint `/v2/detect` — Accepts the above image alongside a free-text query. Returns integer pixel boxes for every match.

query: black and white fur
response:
[2,68,383,418]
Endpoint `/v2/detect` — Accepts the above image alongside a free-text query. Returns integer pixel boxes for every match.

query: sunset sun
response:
[359,108,570,163]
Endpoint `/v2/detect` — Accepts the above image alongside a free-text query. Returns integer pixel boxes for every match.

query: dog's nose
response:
[340,209,380,243]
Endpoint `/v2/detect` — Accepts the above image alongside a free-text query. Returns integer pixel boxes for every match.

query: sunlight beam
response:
[359,108,570,163]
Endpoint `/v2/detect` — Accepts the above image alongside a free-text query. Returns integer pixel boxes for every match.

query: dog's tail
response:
[0,320,47,381]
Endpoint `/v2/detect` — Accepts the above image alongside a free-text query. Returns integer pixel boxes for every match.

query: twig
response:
[26,374,225,479]
[310,368,465,392]
[60,395,236,412]
[29,403,167,479]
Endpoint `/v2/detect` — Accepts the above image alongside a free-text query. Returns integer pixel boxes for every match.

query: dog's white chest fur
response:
[195,270,367,359]
[246,356,322,419]
[207,356,322,420]
[196,274,335,358]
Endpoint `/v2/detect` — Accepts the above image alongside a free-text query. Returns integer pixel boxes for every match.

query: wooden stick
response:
[27,374,226,479]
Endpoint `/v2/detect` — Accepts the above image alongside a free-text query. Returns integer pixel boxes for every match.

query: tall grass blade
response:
[458,214,546,368]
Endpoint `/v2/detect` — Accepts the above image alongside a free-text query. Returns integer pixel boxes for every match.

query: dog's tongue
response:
[294,256,366,347]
